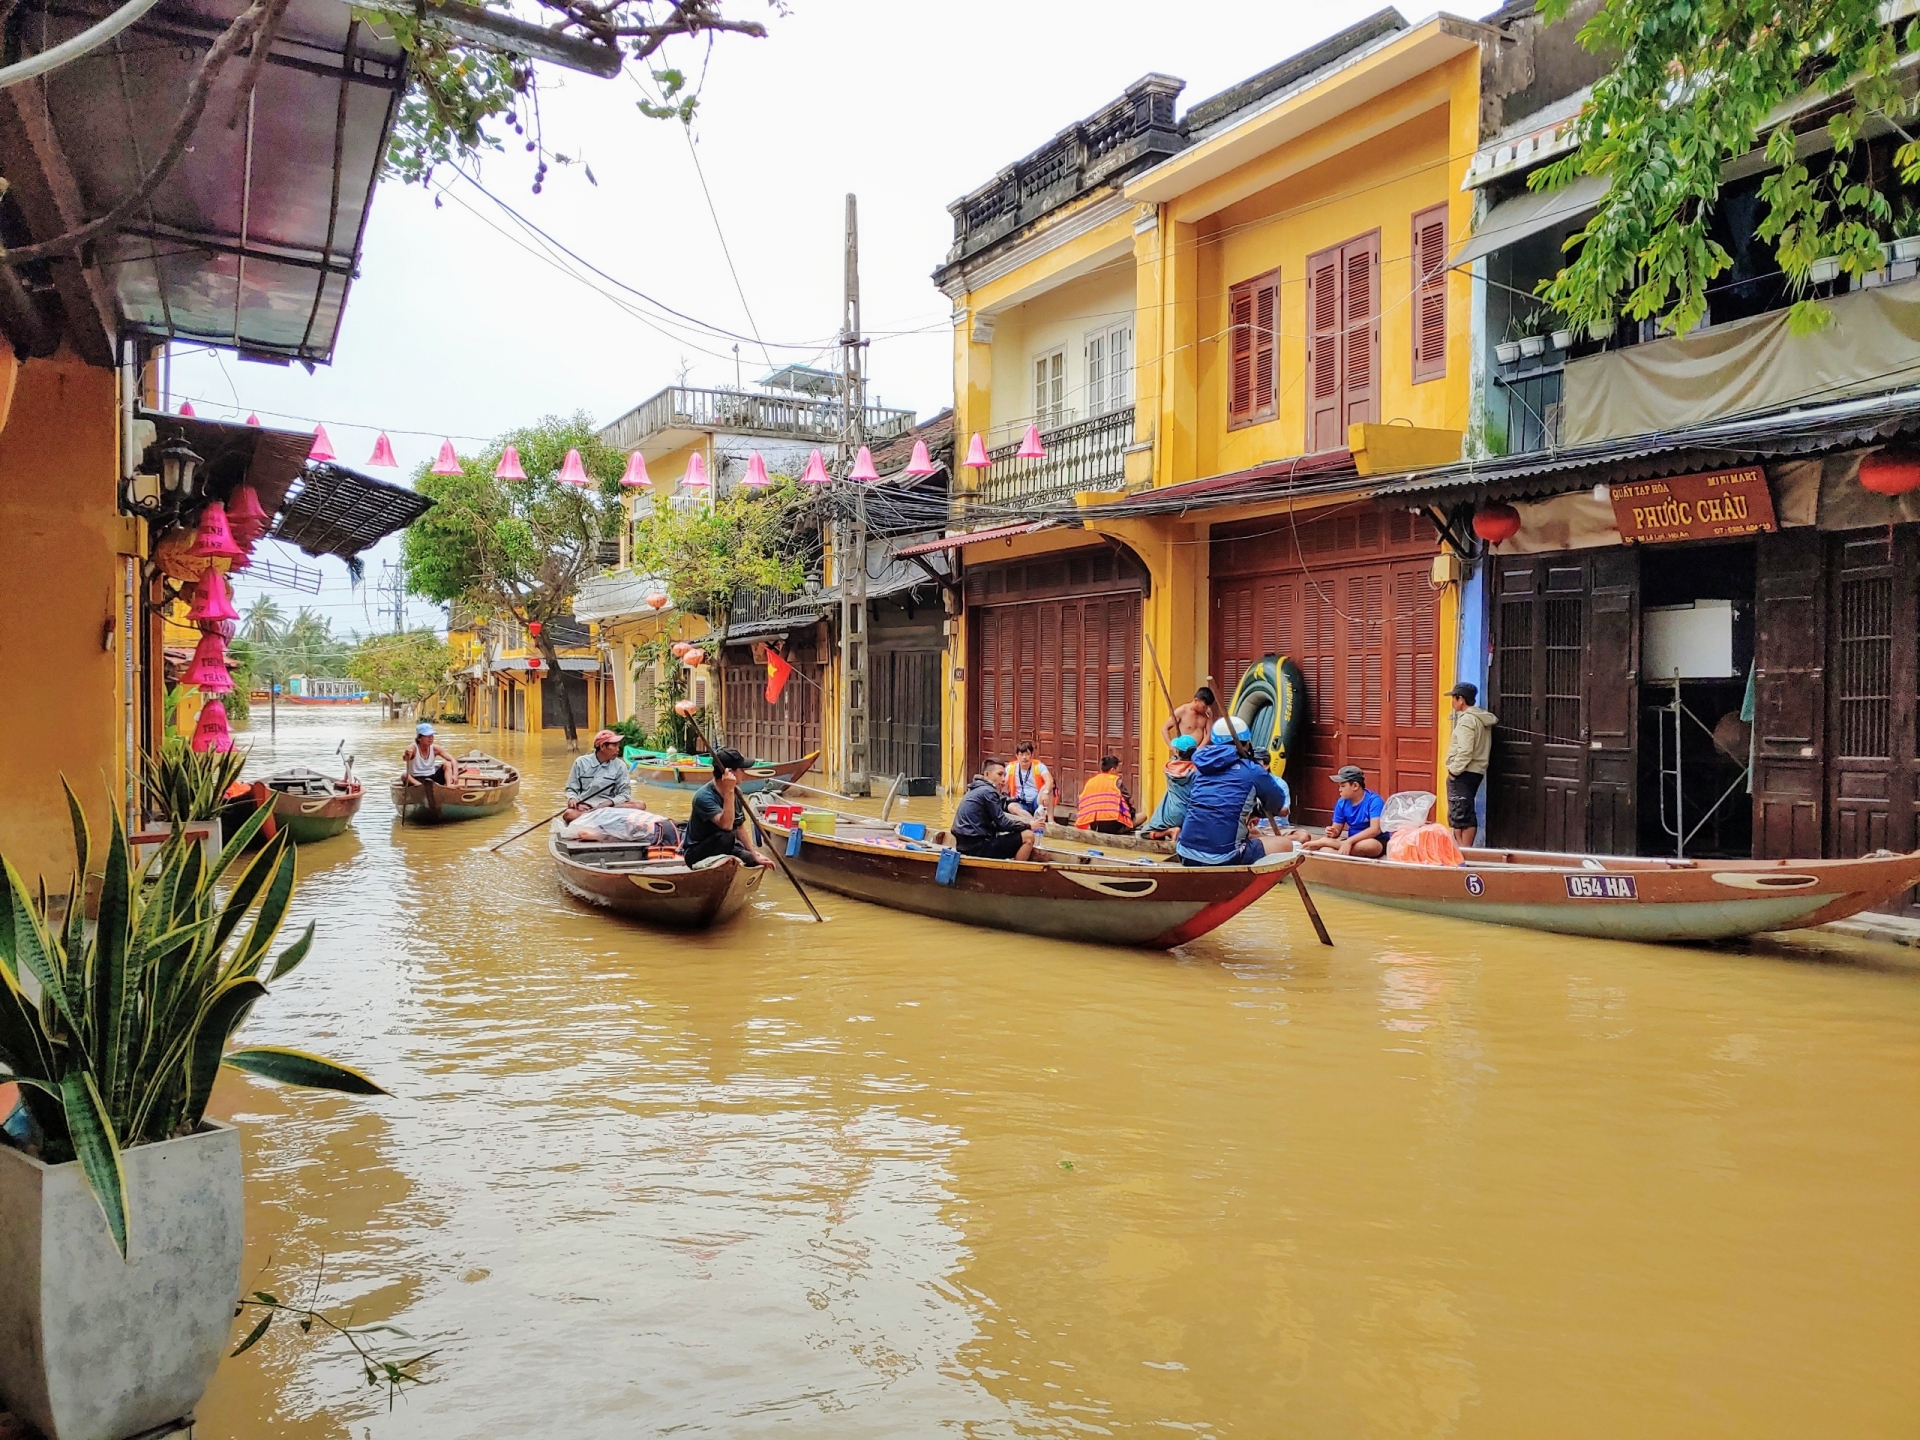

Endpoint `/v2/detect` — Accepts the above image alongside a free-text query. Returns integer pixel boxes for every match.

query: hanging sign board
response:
[1609,467,1777,544]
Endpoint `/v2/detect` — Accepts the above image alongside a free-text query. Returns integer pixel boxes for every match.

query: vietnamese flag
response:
[765,647,795,704]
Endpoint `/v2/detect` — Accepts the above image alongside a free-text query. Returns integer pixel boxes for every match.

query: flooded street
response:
[198,707,1920,1438]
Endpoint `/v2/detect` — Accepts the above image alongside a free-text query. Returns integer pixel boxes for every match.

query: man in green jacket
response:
[1444,682,1497,847]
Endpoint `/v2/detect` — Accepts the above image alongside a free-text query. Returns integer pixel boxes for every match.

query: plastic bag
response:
[1386,823,1464,866]
[562,808,677,845]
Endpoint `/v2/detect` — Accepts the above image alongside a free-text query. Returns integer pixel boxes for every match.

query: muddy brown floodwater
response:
[196,706,1920,1438]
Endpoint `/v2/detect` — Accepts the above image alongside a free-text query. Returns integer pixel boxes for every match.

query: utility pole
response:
[837,192,870,797]
[380,561,406,635]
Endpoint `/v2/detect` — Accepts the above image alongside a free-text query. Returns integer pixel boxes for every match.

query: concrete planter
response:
[0,1122,242,1440]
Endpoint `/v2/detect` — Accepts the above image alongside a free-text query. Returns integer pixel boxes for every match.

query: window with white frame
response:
[1033,349,1067,429]
[1084,323,1133,416]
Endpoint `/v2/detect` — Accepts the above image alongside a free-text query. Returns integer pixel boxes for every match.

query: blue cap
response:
[416,722,434,736]
[1171,734,1199,755]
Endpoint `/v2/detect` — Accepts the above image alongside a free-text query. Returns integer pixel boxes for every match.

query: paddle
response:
[1142,630,1184,737]
[679,716,825,924]
[488,774,626,854]
[1291,868,1333,947]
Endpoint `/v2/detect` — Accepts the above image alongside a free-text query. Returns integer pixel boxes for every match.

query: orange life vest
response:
[1074,771,1132,828]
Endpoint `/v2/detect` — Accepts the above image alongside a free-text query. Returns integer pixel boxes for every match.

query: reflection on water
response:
[197,707,1920,1438]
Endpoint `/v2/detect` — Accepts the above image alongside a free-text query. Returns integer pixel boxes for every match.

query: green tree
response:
[240,594,285,645]
[348,630,456,715]
[400,413,623,746]
[628,475,807,649]
[1535,0,1920,336]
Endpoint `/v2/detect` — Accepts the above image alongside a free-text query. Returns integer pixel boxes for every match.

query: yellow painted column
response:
[1128,206,1163,488]
[1157,218,1200,487]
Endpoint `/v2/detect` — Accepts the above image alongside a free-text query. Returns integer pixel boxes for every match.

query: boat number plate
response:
[1564,874,1638,900]
[1464,873,1484,896]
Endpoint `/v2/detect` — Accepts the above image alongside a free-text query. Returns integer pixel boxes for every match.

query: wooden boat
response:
[751,803,1301,949]
[549,824,765,928]
[260,766,362,843]
[628,750,818,793]
[390,752,520,823]
[1297,845,1920,943]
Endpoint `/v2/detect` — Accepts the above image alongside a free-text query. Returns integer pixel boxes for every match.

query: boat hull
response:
[550,830,764,928]
[756,812,1298,949]
[270,785,362,843]
[630,751,817,793]
[1298,847,1920,942]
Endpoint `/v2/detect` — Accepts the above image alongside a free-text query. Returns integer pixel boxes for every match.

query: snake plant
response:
[142,734,249,823]
[0,783,384,1257]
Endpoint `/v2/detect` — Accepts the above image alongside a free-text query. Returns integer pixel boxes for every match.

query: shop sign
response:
[1609,467,1777,543]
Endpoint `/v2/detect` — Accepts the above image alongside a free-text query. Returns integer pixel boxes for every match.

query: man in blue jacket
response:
[1175,716,1295,867]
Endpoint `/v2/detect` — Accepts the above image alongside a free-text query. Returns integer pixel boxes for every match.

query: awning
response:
[272,463,434,559]
[721,609,827,643]
[894,521,1058,557]
[141,411,312,516]
[1450,172,1607,271]
[492,656,600,674]
[1050,446,1361,520]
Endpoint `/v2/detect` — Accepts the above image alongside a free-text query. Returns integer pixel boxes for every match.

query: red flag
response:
[765,647,795,704]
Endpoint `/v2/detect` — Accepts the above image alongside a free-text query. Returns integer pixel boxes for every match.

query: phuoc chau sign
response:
[1608,467,1778,544]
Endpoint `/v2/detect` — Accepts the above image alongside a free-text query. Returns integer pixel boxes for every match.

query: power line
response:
[681,123,772,369]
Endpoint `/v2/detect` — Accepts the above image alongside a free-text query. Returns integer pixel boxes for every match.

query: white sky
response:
[175,0,1502,634]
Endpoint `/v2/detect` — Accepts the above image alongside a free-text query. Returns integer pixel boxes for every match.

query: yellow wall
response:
[982,261,1136,447]
[0,354,135,884]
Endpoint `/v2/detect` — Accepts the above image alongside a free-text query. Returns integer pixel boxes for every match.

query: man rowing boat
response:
[399,723,460,791]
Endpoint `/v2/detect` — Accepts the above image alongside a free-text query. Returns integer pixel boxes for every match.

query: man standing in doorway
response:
[1162,686,1219,747]
[1444,681,1497,847]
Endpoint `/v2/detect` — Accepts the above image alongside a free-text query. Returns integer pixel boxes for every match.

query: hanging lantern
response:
[904,439,937,477]
[1858,449,1920,496]
[183,632,233,693]
[308,424,336,462]
[245,413,260,427]
[228,545,253,572]
[179,401,196,418]
[527,621,543,637]
[1472,502,1522,546]
[684,647,706,667]
[187,569,240,623]
[198,617,236,640]
[1016,424,1047,460]
[558,448,590,485]
[741,451,770,488]
[526,654,543,672]
[227,484,269,543]
[188,501,245,561]
[963,432,991,469]
[848,446,879,482]
[431,439,463,476]
[368,432,399,467]
[670,640,691,659]
[800,449,830,485]
[189,699,232,754]
[645,591,669,610]
[495,445,527,481]
[681,452,710,489]
[674,698,698,716]
[620,451,651,487]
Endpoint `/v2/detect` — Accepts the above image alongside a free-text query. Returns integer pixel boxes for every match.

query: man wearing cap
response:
[1444,682,1497,847]
[1301,765,1389,857]
[683,747,767,868]
[399,722,460,792]
[563,730,635,822]
[1141,732,1201,839]
[1174,716,1294,866]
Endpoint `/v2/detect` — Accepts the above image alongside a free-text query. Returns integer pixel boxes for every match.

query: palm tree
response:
[240,594,285,644]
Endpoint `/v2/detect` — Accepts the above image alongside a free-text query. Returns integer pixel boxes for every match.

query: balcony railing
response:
[973,409,1134,509]
[598,384,916,453]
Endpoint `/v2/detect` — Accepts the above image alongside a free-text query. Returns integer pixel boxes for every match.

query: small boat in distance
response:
[1296,845,1920,943]
[549,823,765,928]
[260,765,363,843]
[628,749,817,793]
[391,752,520,824]
[750,802,1301,950]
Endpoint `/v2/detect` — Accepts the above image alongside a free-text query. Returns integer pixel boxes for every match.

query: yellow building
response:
[930,11,1493,826]
[450,608,611,736]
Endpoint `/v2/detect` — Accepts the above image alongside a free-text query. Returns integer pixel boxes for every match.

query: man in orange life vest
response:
[1074,755,1135,834]
[1003,740,1054,822]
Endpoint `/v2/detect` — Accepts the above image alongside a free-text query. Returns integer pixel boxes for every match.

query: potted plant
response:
[1890,201,1920,263]
[0,789,383,1440]
[142,732,249,852]
[1807,254,1842,285]
[1549,326,1575,351]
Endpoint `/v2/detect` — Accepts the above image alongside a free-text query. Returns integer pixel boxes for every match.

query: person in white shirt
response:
[400,723,459,790]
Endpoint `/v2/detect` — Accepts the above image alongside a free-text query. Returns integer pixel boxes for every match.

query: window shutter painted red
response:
[1253,274,1278,423]
[1341,232,1379,435]
[1307,248,1342,451]
[1412,205,1448,383]
[1228,282,1254,424]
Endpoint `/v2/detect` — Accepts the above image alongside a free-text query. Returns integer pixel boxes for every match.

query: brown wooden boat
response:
[549,824,764,927]
[1297,844,1920,942]
[750,803,1301,949]
[628,750,818,793]
[391,752,520,824]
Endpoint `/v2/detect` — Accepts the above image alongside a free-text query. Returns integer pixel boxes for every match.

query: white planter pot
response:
[1892,234,1920,263]
[1807,256,1841,285]
[1549,329,1574,351]
[1494,340,1522,365]
[1518,333,1548,357]
[0,1122,242,1440]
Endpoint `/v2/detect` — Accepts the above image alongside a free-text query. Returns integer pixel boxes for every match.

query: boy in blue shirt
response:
[1302,764,1389,857]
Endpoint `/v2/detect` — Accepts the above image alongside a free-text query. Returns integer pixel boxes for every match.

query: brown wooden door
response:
[1751,530,1826,857]
[870,648,942,782]
[720,633,822,763]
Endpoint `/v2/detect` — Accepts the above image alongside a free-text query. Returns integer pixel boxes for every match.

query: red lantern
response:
[684,647,707,667]
[670,640,691,659]
[645,592,669,611]
[526,655,543,672]
[527,621,543,637]
[1858,450,1920,496]
[1472,502,1522,546]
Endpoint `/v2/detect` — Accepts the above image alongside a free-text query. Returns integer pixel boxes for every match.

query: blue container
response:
[785,828,804,857]
[935,847,961,885]
[897,821,927,841]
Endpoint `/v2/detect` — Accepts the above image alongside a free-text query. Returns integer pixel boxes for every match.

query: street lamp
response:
[121,430,204,525]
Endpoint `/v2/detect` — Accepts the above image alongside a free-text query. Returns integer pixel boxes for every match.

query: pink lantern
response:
[681,452,710,489]
[684,647,706,667]
[228,545,253,571]
[620,451,651,487]
[799,449,829,485]
[670,640,691,659]
[558,447,590,485]
[179,401,196,418]
[674,698,698,716]
[1016,425,1047,460]
[308,424,335,462]
[905,440,937,477]
[849,446,879,482]
[741,451,770,488]
[963,432,991,469]
[245,413,260,427]
[198,618,236,639]
[495,445,527,481]
[186,569,240,623]
[368,432,399,467]
[189,501,245,561]
[227,485,269,543]
[431,439,462,476]
[189,700,233,754]
[183,633,233,693]
[645,592,669,610]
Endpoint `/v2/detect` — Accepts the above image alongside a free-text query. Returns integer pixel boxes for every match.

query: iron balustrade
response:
[973,409,1134,509]
[598,385,916,453]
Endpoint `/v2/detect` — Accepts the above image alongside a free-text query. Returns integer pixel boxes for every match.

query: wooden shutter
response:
[1752,530,1826,858]
[1341,231,1379,433]
[1306,248,1341,450]
[1226,272,1276,428]
[1411,204,1448,383]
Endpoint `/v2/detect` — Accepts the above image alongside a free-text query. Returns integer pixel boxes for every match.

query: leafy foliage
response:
[144,737,248,823]
[627,475,807,630]
[347,630,457,710]
[0,788,384,1256]
[1534,0,1920,334]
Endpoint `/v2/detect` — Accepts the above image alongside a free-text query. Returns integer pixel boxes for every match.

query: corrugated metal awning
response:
[894,521,1057,557]
[1451,173,1606,270]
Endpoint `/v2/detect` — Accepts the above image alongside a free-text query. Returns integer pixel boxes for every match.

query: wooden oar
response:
[487,775,625,854]
[1291,867,1333,947]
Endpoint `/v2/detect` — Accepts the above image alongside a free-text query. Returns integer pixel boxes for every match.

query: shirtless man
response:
[1162,686,1219,748]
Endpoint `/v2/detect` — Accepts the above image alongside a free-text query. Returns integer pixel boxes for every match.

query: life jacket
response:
[1074,772,1132,828]
[1003,759,1051,810]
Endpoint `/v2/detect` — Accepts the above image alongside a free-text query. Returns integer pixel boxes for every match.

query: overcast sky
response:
[176,0,1502,635]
